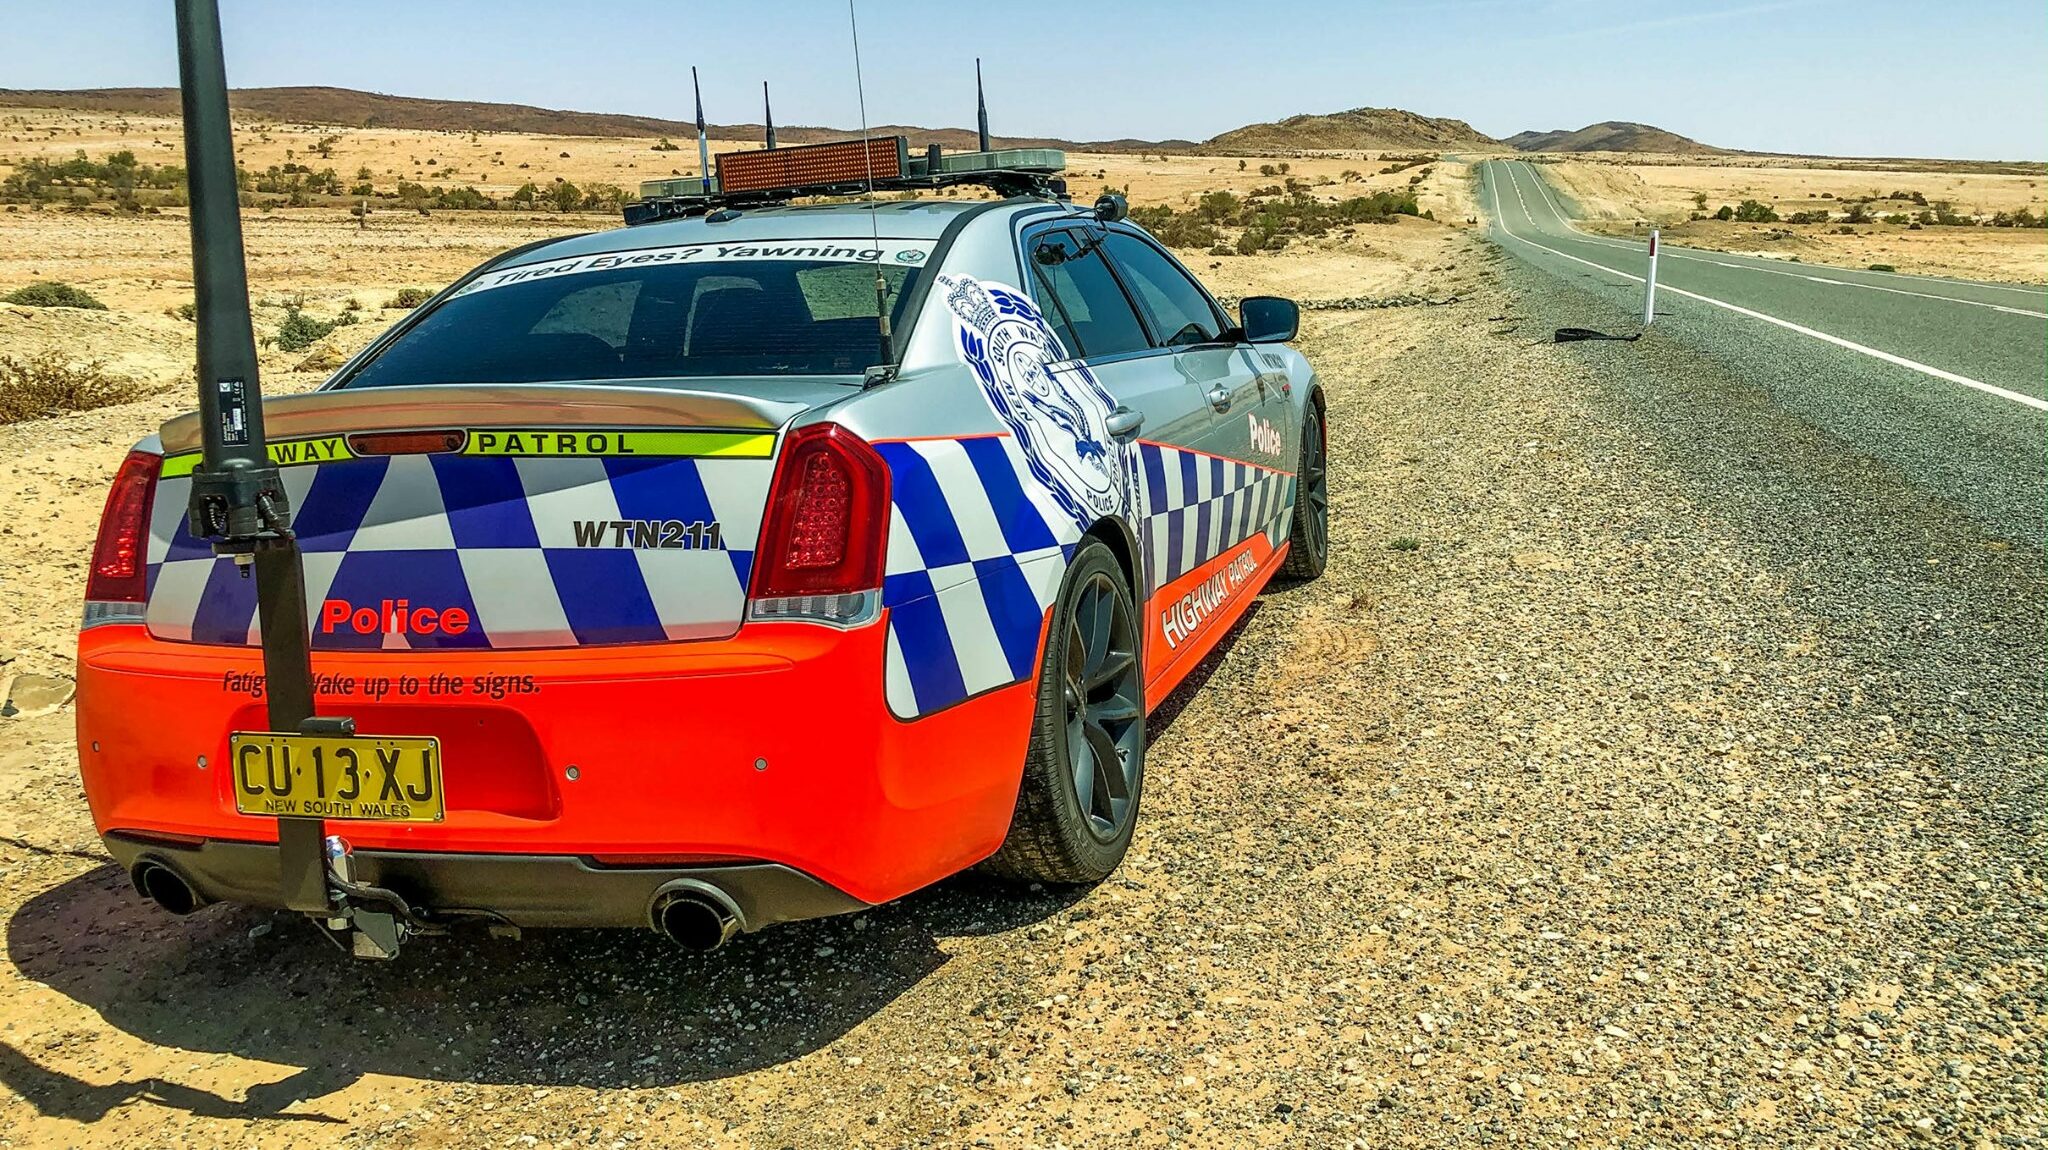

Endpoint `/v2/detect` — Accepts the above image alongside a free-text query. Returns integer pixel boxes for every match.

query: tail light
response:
[82,448,161,626]
[747,422,888,626]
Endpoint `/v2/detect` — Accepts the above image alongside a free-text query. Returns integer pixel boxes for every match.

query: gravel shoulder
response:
[0,230,2040,1149]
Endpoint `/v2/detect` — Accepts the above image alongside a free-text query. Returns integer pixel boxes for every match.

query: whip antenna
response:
[692,66,711,195]
[763,81,776,150]
[976,58,990,152]
[847,0,892,370]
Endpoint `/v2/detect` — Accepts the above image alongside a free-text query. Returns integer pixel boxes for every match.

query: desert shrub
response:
[386,287,433,309]
[1989,209,2045,228]
[653,137,681,151]
[1127,205,1219,248]
[1868,263,1897,272]
[4,281,108,309]
[1733,199,1779,223]
[1786,209,1830,224]
[1340,169,1362,182]
[1692,192,1709,209]
[1841,202,1872,224]
[176,302,196,321]
[0,350,142,422]
[275,303,356,352]
[550,180,583,211]
[1713,205,1735,220]
[1930,201,1971,226]
[1258,164,1278,177]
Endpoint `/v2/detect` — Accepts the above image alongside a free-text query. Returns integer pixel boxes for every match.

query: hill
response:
[1505,121,1726,154]
[0,86,1197,154]
[1203,107,1501,152]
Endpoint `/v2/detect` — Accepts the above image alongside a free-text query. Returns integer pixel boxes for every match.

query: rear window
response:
[341,242,928,388]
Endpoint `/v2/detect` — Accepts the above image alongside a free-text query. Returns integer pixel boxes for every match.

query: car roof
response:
[521,198,1082,265]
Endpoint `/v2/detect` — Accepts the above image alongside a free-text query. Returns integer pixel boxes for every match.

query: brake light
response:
[748,423,888,623]
[85,449,160,606]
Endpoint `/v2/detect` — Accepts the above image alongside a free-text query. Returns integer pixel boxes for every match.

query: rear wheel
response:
[986,539,1146,884]
[1280,400,1328,581]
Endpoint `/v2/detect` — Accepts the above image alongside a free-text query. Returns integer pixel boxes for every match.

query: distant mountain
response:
[0,86,1197,154]
[1506,121,1726,154]
[1204,107,1501,152]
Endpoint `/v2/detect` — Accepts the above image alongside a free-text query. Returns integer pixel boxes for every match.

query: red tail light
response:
[749,423,889,599]
[86,449,161,604]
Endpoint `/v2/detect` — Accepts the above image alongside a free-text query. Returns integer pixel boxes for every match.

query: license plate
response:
[229,732,445,822]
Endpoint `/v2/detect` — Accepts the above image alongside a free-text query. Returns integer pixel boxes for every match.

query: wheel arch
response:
[1082,515,1143,604]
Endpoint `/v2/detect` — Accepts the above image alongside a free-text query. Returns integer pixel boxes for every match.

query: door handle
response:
[1105,406,1144,438]
[1205,385,1233,412]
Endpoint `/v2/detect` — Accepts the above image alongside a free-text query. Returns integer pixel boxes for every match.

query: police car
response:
[76,137,1329,952]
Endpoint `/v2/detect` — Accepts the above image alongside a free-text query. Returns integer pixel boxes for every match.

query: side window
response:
[1103,232,1225,347]
[1027,229,1153,360]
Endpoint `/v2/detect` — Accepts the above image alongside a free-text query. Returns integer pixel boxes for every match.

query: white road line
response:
[1485,163,2048,414]
[1507,162,2048,315]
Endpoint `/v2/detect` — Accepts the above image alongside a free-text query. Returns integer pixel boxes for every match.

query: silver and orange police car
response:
[76,138,1329,952]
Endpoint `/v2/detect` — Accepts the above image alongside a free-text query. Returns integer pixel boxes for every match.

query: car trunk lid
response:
[145,382,836,650]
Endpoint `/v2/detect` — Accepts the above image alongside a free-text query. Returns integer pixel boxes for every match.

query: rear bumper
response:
[76,617,1040,913]
[103,831,866,930]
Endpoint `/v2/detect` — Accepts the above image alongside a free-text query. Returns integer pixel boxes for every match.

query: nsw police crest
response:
[940,274,1133,527]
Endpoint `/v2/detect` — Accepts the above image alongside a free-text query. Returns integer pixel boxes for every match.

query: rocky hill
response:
[1505,121,1726,154]
[0,86,1197,154]
[1204,107,1501,152]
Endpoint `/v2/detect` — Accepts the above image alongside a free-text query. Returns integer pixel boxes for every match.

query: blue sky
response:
[6,0,2044,159]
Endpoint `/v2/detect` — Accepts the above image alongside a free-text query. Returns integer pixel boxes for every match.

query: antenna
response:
[846,0,892,371]
[763,81,776,150]
[976,58,990,152]
[692,66,711,195]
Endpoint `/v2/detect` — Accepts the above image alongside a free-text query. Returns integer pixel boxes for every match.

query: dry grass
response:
[0,350,143,423]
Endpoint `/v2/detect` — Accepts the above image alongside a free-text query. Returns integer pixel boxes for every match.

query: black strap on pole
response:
[173,0,329,914]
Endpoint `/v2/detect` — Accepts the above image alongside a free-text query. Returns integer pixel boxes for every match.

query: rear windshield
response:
[341,242,929,388]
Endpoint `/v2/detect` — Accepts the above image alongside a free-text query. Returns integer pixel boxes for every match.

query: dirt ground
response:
[0,149,2041,1149]
[1535,156,2047,283]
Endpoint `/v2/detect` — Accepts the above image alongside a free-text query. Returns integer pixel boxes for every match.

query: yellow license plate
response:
[229,732,445,823]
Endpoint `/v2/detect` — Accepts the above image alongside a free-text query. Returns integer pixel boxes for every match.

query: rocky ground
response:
[0,218,2040,1149]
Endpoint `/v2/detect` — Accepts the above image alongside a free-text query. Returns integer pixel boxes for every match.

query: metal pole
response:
[174,0,328,914]
[1643,228,1660,326]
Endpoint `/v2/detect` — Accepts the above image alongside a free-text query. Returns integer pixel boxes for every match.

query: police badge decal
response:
[940,274,1135,528]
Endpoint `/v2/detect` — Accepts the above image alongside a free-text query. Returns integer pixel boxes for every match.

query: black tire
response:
[986,538,1146,884]
[1280,398,1329,581]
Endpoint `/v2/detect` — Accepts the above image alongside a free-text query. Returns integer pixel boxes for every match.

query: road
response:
[1479,158,2048,545]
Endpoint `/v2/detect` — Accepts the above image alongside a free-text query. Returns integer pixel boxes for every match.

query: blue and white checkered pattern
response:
[875,434,1079,719]
[144,454,770,649]
[873,434,1296,719]
[1135,442,1294,596]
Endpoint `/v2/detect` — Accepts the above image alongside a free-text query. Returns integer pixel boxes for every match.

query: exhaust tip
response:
[132,860,203,916]
[651,884,741,953]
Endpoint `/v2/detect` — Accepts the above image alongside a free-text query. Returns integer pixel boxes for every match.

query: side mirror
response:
[1239,295,1299,343]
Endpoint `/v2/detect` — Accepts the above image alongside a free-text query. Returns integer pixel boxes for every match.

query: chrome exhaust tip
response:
[131,859,205,916]
[650,881,742,952]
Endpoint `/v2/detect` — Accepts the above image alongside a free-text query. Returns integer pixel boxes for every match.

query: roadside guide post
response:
[1644,228,1660,326]
[173,0,334,919]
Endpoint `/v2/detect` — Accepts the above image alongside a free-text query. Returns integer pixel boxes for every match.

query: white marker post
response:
[1643,228,1660,326]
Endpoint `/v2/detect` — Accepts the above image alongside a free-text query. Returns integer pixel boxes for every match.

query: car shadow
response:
[2,859,1086,1116]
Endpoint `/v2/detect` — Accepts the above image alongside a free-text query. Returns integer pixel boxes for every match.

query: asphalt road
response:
[1479,158,2048,546]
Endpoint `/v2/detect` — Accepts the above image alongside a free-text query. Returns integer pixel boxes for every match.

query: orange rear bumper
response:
[75,617,1035,910]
